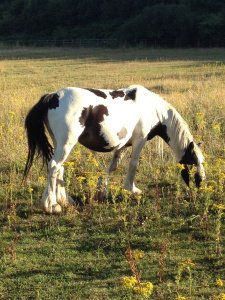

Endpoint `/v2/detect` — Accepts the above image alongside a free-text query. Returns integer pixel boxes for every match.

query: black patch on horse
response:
[117,127,128,139]
[79,106,90,126]
[179,142,198,165]
[85,88,107,99]
[109,90,125,99]
[124,89,137,101]
[147,122,170,143]
[78,105,115,152]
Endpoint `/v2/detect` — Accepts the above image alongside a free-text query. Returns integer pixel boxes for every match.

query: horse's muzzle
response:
[181,165,190,186]
[195,164,206,188]
[194,172,202,188]
[181,164,206,188]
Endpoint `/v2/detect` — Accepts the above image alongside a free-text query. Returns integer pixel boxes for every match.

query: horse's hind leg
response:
[56,165,75,206]
[108,148,125,175]
[41,142,76,214]
[95,148,125,201]
[105,147,125,184]
[56,166,68,206]
[41,161,60,214]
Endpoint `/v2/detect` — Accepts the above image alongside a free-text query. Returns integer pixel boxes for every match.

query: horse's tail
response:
[23,93,59,180]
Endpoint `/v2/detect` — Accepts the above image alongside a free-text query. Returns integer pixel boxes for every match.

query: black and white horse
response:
[24,85,205,213]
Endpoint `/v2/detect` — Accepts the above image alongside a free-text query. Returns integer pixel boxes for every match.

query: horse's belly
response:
[77,100,137,152]
[78,128,117,152]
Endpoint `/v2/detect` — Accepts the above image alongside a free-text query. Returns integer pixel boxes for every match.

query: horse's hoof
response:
[43,203,62,214]
[52,204,62,214]
[133,187,142,195]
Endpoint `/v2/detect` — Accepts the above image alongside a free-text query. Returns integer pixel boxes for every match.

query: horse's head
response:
[179,141,205,188]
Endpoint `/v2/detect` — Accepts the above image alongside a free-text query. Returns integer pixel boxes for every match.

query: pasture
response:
[0,47,225,299]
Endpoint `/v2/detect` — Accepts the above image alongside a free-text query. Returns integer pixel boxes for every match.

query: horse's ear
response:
[181,165,190,186]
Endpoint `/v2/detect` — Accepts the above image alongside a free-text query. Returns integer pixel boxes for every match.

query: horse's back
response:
[47,87,141,152]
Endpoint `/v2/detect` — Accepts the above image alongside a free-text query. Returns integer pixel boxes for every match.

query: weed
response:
[158,240,169,283]
[212,203,225,256]
[122,245,154,298]
[176,259,196,299]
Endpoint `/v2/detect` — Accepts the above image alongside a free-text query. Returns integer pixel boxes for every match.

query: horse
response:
[23,85,205,214]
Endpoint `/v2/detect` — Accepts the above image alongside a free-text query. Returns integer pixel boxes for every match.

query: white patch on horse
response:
[98,98,138,150]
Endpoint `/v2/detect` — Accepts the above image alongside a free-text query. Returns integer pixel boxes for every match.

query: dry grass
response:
[0,47,225,300]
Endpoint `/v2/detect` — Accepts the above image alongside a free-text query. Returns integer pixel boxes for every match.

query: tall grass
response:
[0,47,224,299]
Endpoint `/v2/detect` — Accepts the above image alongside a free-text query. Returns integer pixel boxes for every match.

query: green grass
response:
[0,47,225,300]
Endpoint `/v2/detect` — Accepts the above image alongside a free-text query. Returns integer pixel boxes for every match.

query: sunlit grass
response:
[0,47,224,299]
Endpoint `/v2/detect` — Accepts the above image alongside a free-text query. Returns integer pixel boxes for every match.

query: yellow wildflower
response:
[133,282,153,298]
[38,176,45,184]
[64,161,75,168]
[176,296,188,300]
[176,163,185,171]
[121,276,137,289]
[212,123,221,134]
[92,157,99,167]
[178,259,195,268]
[122,277,153,298]
[9,111,16,117]
[27,187,33,193]
[77,176,86,184]
[200,185,214,193]
[133,250,145,260]
[215,293,225,300]
[219,173,225,180]
[195,112,206,130]
[121,189,132,196]
[216,278,224,287]
[212,204,225,212]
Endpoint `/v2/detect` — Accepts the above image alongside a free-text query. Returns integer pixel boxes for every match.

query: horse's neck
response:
[161,105,193,162]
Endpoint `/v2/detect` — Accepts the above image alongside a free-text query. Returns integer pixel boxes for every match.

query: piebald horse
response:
[24,85,205,213]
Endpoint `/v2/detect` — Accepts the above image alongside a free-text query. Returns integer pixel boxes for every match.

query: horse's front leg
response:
[124,139,145,195]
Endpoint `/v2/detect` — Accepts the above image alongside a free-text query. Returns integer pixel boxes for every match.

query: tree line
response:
[0,0,225,47]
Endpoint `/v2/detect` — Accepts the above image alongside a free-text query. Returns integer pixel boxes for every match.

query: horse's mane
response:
[126,85,198,161]
[164,104,194,160]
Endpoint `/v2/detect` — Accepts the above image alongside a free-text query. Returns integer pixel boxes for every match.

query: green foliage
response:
[0,0,225,46]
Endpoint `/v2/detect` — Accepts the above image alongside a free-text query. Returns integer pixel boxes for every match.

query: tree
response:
[0,0,225,46]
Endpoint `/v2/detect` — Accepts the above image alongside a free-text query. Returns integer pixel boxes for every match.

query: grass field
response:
[0,47,225,300]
